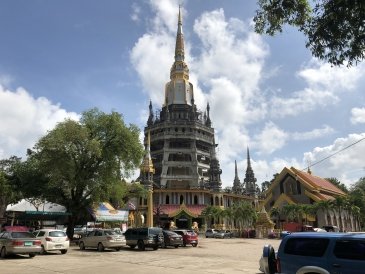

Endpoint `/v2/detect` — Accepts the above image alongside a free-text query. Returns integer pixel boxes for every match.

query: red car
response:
[173,229,198,247]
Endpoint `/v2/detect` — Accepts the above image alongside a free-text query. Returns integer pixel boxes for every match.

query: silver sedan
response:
[0,231,42,258]
[79,229,126,251]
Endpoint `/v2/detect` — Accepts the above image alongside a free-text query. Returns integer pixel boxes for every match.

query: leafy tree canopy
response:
[16,108,144,238]
[254,0,365,66]
[325,177,349,193]
[0,156,23,223]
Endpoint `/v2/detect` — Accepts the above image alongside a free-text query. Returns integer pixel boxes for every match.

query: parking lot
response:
[0,237,280,274]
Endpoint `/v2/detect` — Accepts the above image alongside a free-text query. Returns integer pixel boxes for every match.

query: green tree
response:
[17,108,144,239]
[0,156,23,224]
[325,177,348,193]
[201,205,222,228]
[331,196,348,231]
[233,201,257,233]
[270,207,281,229]
[314,199,333,225]
[349,177,365,229]
[300,204,316,225]
[254,0,365,66]
[282,204,300,222]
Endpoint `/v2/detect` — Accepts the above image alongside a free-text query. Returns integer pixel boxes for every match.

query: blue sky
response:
[1,0,364,188]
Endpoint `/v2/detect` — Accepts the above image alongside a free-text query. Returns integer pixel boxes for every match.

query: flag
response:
[128,201,136,210]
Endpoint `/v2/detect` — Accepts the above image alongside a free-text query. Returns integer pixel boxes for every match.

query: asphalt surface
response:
[0,237,281,274]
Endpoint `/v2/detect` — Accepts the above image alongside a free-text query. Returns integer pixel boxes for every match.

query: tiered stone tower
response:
[144,7,220,192]
[244,147,257,196]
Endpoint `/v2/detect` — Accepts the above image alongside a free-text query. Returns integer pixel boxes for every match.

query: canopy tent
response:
[91,202,128,222]
[6,199,70,220]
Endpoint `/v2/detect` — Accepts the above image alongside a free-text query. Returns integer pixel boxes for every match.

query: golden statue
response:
[128,212,135,227]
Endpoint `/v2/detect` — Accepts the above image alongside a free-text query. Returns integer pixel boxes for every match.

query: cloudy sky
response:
[1,0,364,189]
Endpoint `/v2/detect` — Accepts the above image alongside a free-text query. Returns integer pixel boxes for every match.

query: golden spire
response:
[140,131,155,173]
[164,5,194,106]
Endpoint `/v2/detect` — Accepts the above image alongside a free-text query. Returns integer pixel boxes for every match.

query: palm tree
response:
[282,204,299,222]
[300,204,316,225]
[233,201,257,235]
[270,207,281,229]
[201,205,221,228]
[332,196,348,231]
[315,200,333,225]
[349,205,361,231]
[223,207,235,230]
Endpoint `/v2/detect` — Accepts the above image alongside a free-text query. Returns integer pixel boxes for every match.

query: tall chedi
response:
[139,131,155,226]
[232,160,242,194]
[244,147,257,196]
[144,6,220,191]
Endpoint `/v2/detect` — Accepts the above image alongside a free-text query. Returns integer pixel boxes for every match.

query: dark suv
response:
[260,232,365,274]
[123,227,163,251]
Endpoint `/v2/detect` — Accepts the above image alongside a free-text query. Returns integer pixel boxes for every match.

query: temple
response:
[137,7,255,230]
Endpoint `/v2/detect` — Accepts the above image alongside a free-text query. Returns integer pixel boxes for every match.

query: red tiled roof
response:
[309,191,336,201]
[157,204,206,217]
[296,169,345,195]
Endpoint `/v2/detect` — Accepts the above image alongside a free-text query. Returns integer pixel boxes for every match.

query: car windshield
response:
[49,231,66,237]
[104,230,117,236]
[11,232,35,238]
[149,228,162,235]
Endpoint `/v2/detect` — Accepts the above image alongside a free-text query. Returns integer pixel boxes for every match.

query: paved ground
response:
[0,237,281,274]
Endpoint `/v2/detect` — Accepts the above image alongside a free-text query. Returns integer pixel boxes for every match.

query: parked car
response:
[123,227,163,251]
[313,227,327,232]
[0,231,41,258]
[279,230,291,239]
[205,229,218,238]
[322,225,340,232]
[173,229,198,247]
[33,229,69,255]
[259,232,365,274]
[78,229,125,251]
[214,230,233,239]
[161,230,183,248]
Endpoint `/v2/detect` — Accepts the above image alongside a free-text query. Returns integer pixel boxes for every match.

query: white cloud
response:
[351,107,365,124]
[131,3,269,182]
[131,3,141,22]
[271,59,365,118]
[304,133,365,187]
[129,1,365,189]
[253,122,288,155]
[270,88,339,117]
[149,0,181,33]
[298,59,365,92]
[0,84,79,159]
[292,125,335,141]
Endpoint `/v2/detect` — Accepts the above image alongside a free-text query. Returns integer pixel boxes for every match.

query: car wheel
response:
[61,249,68,254]
[137,240,145,251]
[97,243,104,252]
[174,245,179,248]
[79,241,85,250]
[115,247,121,251]
[29,253,36,258]
[129,245,136,249]
[262,244,276,274]
[40,245,46,255]
[153,246,158,250]
[183,243,186,247]
[205,236,208,238]
[192,243,197,247]
[0,247,6,259]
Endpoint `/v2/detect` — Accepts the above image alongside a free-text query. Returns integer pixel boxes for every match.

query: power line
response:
[302,136,365,171]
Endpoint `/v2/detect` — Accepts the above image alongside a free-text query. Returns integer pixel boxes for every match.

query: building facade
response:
[137,8,255,230]
[261,167,360,232]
